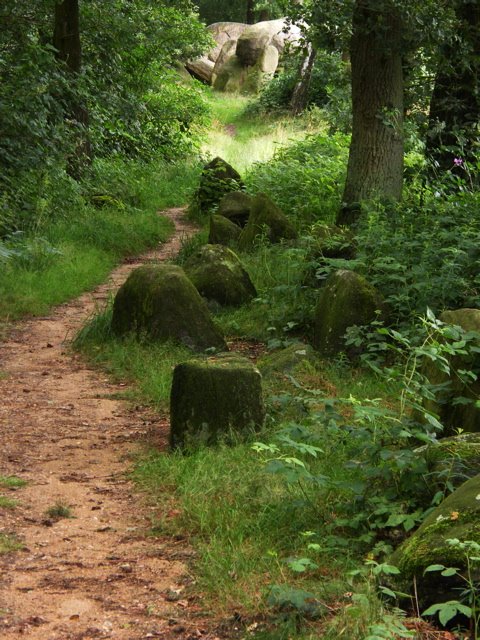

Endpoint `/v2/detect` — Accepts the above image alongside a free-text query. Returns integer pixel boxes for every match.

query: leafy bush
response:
[250,51,351,132]
[314,191,480,323]
[246,133,349,227]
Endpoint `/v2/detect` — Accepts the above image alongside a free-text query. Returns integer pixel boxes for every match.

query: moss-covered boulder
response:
[239,193,297,250]
[208,214,241,246]
[313,270,387,357]
[184,244,256,307]
[111,264,227,352]
[390,474,480,610]
[257,343,319,378]
[193,157,244,215]
[416,433,480,488]
[421,309,480,436]
[218,191,253,228]
[170,353,265,449]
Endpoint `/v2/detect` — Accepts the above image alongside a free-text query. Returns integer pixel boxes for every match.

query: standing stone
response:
[170,354,265,449]
[193,157,244,215]
[208,215,242,246]
[184,244,257,307]
[390,473,480,613]
[111,265,227,352]
[218,191,253,227]
[239,193,297,249]
[313,270,386,356]
[422,308,480,435]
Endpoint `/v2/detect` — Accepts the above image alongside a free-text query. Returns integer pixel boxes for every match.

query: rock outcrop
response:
[111,265,227,352]
[184,244,256,307]
[170,353,265,449]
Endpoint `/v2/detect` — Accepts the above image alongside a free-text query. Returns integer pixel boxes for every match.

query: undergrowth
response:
[0,159,201,321]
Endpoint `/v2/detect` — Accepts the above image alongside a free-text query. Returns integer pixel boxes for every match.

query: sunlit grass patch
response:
[0,533,23,554]
[0,475,27,489]
[0,496,18,509]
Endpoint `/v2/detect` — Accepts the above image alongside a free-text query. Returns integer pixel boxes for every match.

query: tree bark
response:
[246,0,255,24]
[53,0,91,176]
[337,0,404,226]
[290,44,317,116]
[426,0,480,176]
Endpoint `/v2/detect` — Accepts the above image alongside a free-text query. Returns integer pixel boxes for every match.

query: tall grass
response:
[0,158,200,321]
[202,93,322,173]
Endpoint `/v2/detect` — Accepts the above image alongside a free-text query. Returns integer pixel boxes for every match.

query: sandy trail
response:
[0,208,213,640]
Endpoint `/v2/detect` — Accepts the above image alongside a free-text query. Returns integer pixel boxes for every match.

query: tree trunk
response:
[258,9,270,21]
[291,44,317,116]
[246,0,255,24]
[337,0,404,226]
[426,0,480,177]
[53,0,91,176]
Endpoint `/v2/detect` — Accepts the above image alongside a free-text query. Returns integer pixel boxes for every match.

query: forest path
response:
[0,208,212,640]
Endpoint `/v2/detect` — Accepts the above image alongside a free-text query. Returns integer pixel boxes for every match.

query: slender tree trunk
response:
[246,0,255,24]
[53,0,91,176]
[258,9,270,21]
[291,44,317,116]
[337,0,404,226]
[426,0,480,177]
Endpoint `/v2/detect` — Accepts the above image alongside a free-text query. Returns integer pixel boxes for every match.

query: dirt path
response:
[0,208,214,640]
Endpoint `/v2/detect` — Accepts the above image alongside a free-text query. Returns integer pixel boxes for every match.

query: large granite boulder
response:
[212,40,238,86]
[390,474,480,613]
[218,191,253,227]
[313,270,387,357]
[239,193,297,250]
[170,353,265,449]
[236,19,301,67]
[186,22,248,84]
[421,309,480,436]
[192,157,244,216]
[111,265,227,352]
[208,215,241,247]
[188,19,302,94]
[206,22,249,62]
[184,244,256,307]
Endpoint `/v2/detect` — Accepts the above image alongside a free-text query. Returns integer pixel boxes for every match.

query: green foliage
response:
[0,533,23,555]
[350,191,480,322]
[0,476,27,489]
[250,51,351,132]
[0,156,194,320]
[246,133,349,227]
[46,501,72,520]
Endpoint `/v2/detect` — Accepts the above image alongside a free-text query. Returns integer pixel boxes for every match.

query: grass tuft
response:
[0,533,23,554]
[46,501,73,520]
[0,496,18,509]
[0,475,27,489]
